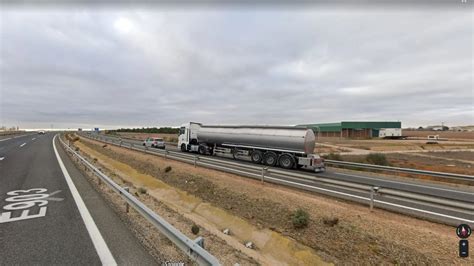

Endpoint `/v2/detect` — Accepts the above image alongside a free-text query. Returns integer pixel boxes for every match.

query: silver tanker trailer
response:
[178,122,325,172]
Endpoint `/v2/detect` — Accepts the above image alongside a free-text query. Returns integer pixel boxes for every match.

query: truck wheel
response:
[279,154,294,169]
[250,150,263,163]
[198,145,206,155]
[181,144,187,152]
[263,152,277,166]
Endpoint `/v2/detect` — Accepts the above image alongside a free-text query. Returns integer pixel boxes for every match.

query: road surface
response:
[86,133,473,226]
[0,132,155,265]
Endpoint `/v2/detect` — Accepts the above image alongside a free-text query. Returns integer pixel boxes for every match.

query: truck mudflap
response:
[312,155,326,172]
[298,154,326,172]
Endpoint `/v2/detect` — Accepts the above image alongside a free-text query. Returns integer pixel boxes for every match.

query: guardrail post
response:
[119,139,123,147]
[370,186,380,212]
[97,170,102,186]
[123,187,130,213]
[261,167,268,183]
[165,150,169,159]
[194,156,199,167]
[194,236,204,248]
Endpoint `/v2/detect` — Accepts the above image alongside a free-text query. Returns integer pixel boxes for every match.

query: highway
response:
[83,133,474,227]
[0,132,155,265]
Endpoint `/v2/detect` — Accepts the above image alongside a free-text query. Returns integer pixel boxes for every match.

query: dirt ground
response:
[403,130,474,140]
[341,152,474,181]
[74,135,471,265]
[65,136,257,266]
[318,138,474,152]
[424,151,474,162]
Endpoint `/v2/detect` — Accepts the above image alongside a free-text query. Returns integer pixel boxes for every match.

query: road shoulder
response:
[55,136,156,265]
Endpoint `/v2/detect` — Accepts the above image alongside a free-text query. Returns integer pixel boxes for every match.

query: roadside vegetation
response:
[112,127,179,134]
[72,136,461,265]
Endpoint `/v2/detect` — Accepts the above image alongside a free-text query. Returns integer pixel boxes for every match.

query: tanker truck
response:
[178,122,325,172]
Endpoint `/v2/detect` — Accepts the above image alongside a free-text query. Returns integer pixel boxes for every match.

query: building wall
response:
[303,121,402,139]
[342,128,372,139]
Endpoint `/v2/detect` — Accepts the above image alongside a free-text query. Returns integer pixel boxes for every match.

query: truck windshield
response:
[179,127,185,135]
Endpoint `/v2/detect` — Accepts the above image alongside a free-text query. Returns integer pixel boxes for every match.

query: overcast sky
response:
[0,4,472,129]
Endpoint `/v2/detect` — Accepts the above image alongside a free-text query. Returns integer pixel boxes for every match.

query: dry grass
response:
[403,130,474,140]
[340,153,474,185]
[115,132,178,143]
[75,136,471,265]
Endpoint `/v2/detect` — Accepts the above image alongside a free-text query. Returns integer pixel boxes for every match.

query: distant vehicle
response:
[426,135,439,144]
[178,122,325,172]
[38,130,45,134]
[143,137,165,149]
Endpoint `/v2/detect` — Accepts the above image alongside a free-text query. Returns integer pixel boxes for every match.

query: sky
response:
[0,3,472,129]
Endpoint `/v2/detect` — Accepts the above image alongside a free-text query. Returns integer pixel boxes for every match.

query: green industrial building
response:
[299,121,402,139]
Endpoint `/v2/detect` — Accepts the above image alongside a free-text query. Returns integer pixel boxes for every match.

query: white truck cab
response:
[178,122,202,152]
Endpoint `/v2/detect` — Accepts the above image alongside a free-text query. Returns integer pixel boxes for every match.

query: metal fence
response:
[324,160,474,181]
[80,133,474,226]
[58,134,220,266]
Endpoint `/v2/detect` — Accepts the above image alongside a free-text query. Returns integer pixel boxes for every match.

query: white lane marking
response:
[263,175,474,224]
[32,138,36,140]
[335,172,474,195]
[19,143,26,148]
[53,135,117,265]
[0,138,12,142]
[0,157,4,161]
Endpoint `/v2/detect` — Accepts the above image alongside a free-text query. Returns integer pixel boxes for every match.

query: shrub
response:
[191,224,200,235]
[164,166,172,173]
[292,208,309,229]
[138,187,147,194]
[365,153,390,166]
[74,147,80,152]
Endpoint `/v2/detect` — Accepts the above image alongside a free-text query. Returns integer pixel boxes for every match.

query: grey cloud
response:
[0,8,472,129]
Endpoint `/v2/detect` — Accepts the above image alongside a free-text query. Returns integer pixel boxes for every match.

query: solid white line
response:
[0,138,12,142]
[53,135,117,265]
[335,172,473,195]
[0,157,4,161]
[32,138,36,140]
[263,175,474,224]
[19,143,26,148]
[92,134,474,224]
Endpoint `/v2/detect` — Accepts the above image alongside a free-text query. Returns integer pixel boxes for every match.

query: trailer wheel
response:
[250,150,263,163]
[198,145,206,155]
[180,144,187,152]
[263,152,278,166]
[279,154,294,169]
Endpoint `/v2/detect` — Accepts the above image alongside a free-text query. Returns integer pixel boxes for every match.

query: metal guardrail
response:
[59,135,220,266]
[80,133,474,225]
[325,160,474,181]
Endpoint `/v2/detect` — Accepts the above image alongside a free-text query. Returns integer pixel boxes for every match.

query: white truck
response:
[178,122,325,172]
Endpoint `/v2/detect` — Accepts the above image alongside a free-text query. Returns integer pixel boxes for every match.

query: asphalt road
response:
[0,132,155,265]
[95,134,474,199]
[88,133,473,226]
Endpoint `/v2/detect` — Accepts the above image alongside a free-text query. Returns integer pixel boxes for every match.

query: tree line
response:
[113,127,179,134]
